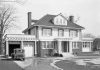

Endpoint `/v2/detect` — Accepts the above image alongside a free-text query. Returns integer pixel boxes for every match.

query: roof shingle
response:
[23,14,84,33]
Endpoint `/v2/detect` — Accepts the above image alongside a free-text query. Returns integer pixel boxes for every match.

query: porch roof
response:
[55,38,72,41]
[4,34,36,41]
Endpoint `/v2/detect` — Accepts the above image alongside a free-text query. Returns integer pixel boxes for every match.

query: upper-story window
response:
[42,28,52,36]
[69,30,78,37]
[56,18,58,24]
[60,19,62,24]
[58,29,64,37]
[54,15,67,26]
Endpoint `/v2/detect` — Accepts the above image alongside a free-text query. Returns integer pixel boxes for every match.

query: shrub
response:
[59,54,63,57]
[53,53,63,57]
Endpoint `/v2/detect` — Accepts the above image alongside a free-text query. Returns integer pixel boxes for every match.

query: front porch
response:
[36,38,73,57]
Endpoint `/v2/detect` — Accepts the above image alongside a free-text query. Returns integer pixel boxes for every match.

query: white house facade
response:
[4,12,93,58]
[22,12,93,57]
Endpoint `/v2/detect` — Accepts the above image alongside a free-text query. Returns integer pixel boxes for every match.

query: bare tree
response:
[0,5,16,54]
[0,0,27,5]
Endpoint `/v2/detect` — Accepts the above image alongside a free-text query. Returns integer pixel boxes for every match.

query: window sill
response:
[42,48,54,49]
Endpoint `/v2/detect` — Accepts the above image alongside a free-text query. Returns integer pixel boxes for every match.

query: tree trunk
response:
[0,20,4,55]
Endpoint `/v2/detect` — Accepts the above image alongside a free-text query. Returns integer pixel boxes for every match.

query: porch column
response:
[6,41,9,56]
[58,41,62,54]
[89,42,91,51]
[69,41,72,53]
[21,41,24,49]
[34,41,37,56]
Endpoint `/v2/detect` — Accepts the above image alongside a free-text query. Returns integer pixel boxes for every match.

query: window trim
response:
[69,29,78,37]
[72,42,79,49]
[58,29,64,37]
[41,41,54,49]
[42,28,52,36]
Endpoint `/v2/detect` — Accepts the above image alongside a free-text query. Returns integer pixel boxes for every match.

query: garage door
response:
[23,42,35,57]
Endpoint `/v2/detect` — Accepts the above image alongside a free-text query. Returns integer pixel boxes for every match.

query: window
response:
[41,41,46,48]
[56,18,58,24]
[42,28,52,36]
[58,29,64,37]
[83,42,90,48]
[60,19,62,24]
[72,42,78,49]
[69,30,78,37]
[41,41,54,49]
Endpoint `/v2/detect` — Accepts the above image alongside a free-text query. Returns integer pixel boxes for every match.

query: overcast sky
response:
[3,0,100,36]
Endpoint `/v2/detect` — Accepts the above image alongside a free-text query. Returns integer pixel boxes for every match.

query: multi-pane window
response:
[72,42,81,49]
[82,42,91,48]
[58,29,64,37]
[41,41,53,49]
[69,30,78,37]
[42,28,52,36]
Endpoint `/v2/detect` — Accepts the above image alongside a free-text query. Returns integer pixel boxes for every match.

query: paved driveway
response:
[55,58,100,70]
[0,59,23,70]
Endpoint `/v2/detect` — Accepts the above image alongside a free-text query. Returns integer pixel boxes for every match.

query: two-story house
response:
[4,12,94,58]
[23,12,86,57]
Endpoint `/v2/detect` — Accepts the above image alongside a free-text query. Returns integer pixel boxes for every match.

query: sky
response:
[1,0,100,36]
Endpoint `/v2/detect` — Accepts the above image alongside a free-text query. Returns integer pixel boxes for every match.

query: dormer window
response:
[54,14,67,26]
[56,18,58,24]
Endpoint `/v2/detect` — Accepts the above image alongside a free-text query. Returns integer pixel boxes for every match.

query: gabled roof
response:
[23,14,84,33]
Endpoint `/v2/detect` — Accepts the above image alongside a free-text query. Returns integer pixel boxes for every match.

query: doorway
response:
[9,44,20,56]
[62,41,69,52]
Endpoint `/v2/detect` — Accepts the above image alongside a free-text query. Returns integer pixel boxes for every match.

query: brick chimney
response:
[28,12,32,27]
[69,15,74,23]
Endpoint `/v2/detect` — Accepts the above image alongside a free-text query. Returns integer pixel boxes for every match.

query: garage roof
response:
[5,34,37,41]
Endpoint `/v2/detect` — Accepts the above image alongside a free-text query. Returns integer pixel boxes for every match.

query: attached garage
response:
[5,34,36,58]
[8,41,21,56]
[23,41,35,57]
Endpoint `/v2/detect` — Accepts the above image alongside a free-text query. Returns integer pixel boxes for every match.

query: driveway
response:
[0,59,23,70]
[55,57,100,70]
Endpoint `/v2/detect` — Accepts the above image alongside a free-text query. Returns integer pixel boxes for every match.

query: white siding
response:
[38,27,81,40]
[64,29,69,38]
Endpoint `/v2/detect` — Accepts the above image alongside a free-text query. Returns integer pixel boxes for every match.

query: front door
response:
[62,41,69,52]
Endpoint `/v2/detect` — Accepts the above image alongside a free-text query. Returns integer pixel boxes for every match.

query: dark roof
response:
[23,14,84,33]
[32,20,38,23]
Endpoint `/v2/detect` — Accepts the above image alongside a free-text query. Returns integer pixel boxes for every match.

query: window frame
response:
[42,28,52,36]
[41,41,54,49]
[58,29,64,37]
[69,29,78,37]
